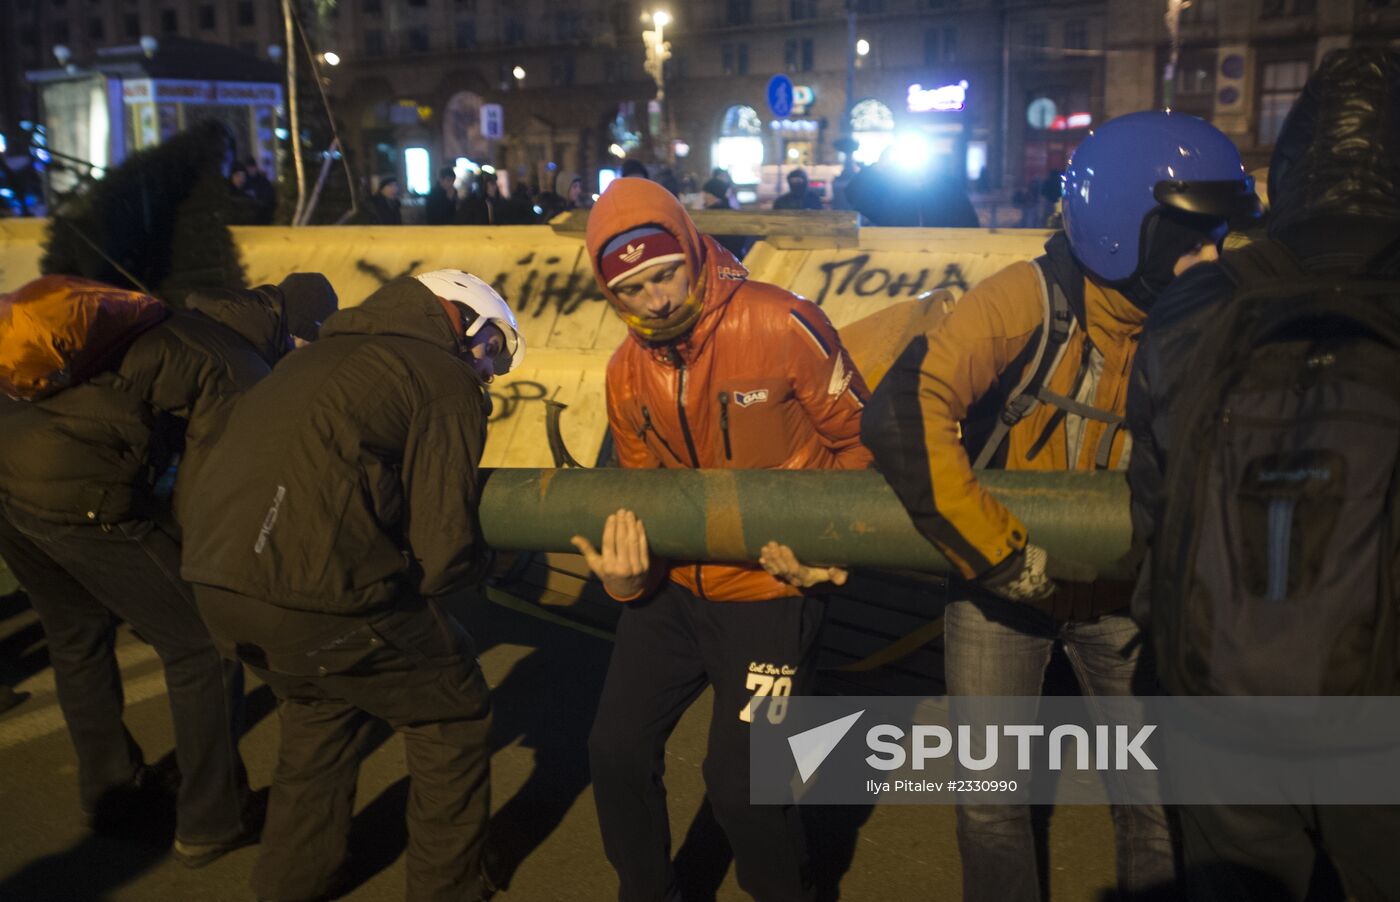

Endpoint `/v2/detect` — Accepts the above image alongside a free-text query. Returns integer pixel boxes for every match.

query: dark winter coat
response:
[0,281,293,526]
[772,187,824,210]
[180,278,492,616]
[425,186,458,225]
[1126,47,1400,625]
[457,193,500,225]
[368,193,402,225]
[847,164,980,227]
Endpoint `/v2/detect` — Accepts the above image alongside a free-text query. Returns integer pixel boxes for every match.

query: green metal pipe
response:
[479,468,1133,583]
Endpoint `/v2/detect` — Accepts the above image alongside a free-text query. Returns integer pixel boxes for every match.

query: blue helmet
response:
[1061,110,1260,284]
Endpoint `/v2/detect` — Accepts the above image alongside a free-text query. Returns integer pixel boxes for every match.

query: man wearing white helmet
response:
[181,269,523,902]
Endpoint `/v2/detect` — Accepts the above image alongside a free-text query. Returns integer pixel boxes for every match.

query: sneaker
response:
[172,787,268,869]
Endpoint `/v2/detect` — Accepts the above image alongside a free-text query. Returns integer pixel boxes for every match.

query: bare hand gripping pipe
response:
[479,469,1133,583]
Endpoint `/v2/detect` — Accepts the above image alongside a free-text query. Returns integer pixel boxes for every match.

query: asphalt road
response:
[0,587,1121,901]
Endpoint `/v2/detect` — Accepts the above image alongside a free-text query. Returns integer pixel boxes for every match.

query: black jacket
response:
[425,187,458,225]
[0,285,292,526]
[773,188,823,211]
[847,164,980,227]
[1126,47,1400,625]
[368,193,402,225]
[180,278,491,616]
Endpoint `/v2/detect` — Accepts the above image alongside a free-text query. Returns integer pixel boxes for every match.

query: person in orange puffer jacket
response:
[570,177,871,902]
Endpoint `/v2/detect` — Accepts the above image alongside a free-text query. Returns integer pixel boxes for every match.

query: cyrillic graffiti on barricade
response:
[812,255,970,306]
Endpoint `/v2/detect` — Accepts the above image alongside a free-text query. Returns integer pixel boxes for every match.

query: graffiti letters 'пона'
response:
[814,255,969,306]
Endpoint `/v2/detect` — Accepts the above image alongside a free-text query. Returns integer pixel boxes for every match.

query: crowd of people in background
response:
[192,137,1068,236]
[350,149,993,235]
[366,166,590,227]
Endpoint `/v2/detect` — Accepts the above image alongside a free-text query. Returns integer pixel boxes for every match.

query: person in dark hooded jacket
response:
[1126,47,1400,902]
[845,150,981,228]
[180,270,525,902]
[772,168,824,210]
[0,271,337,865]
[425,167,460,225]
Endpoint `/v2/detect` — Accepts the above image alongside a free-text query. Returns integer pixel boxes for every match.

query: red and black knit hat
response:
[598,226,686,288]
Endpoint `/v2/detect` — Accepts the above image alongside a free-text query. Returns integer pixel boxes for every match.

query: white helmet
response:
[413,269,525,374]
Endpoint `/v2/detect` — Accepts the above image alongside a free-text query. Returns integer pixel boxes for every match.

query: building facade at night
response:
[4,0,1399,203]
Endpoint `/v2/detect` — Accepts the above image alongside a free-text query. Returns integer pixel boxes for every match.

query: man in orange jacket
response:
[571,178,871,902]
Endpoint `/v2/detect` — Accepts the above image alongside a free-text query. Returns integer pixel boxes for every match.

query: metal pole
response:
[283,0,307,226]
[844,6,856,144]
[1000,9,1011,193]
[656,19,666,104]
[1164,0,1187,110]
[297,138,338,226]
[479,468,1133,583]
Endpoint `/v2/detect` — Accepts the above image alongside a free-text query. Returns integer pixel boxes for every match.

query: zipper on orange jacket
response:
[719,391,733,460]
[639,405,682,464]
[668,346,705,598]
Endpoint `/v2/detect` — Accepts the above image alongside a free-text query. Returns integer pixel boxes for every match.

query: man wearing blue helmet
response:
[861,110,1259,901]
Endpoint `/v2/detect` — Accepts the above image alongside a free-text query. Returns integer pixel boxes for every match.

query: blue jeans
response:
[943,597,1176,901]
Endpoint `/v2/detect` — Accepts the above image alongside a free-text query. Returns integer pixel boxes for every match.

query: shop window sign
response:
[1048,112,1092,131]
[907,81,968,113]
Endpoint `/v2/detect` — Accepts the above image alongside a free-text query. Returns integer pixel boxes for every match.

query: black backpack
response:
[1151,239,1400,696]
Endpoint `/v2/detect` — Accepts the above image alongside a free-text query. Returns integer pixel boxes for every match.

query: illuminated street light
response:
[322,51,341,66]
[856,38,870,56]
[609,143,627,158]
[641,9,674,160]
[642,12,671,102]
[512,66,526,81]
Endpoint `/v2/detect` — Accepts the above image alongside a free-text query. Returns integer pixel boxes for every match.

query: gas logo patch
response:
[734,389,770,408]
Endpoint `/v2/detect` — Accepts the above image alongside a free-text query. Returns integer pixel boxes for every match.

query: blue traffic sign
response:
[767,74,794,118]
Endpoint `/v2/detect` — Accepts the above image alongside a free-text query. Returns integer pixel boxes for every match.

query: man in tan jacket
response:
[861,111,1260,901]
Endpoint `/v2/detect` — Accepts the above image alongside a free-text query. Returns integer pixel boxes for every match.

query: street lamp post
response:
[642,10,672,159]
[1163,0,1188,109]
[837,4,860,164]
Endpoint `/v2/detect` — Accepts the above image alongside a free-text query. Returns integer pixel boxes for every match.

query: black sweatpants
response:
[1179,803,1400,902]
[195,587,492,902]
[588,581,825,902]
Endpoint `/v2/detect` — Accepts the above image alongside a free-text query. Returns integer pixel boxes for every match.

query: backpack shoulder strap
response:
[971,257,1074,469]
[1217,239,1309,292]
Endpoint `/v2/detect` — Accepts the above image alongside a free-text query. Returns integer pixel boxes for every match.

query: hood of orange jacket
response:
[586,177,749,353]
